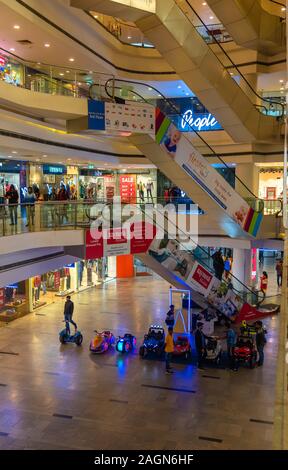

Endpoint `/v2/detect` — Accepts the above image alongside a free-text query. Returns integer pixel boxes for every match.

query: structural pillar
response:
[232,248,252,288]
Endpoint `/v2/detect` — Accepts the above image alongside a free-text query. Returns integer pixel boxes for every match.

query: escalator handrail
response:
[183,0,285,118]
[101,78,264,210]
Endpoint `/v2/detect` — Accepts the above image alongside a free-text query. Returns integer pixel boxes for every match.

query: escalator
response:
[74,0,284,142]
[101,77,264,239]
[133,202,280,324]
[205,0,286,54]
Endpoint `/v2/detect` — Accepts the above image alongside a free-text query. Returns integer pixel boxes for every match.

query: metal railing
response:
[0,47,114,99]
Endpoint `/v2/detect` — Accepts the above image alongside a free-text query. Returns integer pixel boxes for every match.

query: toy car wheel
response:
[139,346,145,357]
[76,335,83,346]
[124,342,130,353]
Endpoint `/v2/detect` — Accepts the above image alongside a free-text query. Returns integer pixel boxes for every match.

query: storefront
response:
[0,281,29,323]
[0,159,27,205]
[79,169,157,203]
[258,167,283,200]
[29,163,79,200]
[0,54,24,87]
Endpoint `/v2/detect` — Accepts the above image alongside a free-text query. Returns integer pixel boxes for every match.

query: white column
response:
[232,248,252,287]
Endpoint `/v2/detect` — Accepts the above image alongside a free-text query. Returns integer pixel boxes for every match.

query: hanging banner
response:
[155,110,263,237]
[54,272,60,290]
[88,100,155,134]
[0,288,4,307]
[119,174,137,203]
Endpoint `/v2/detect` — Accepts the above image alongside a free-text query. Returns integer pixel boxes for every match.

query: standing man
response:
[164,327,174,374]
[64,295,77,335]
[5,184,19,226]
[275,259,283,288]
[212,249,225,280]
[25,186,36,227]
[195,322,206,370]
[255,320,266,367]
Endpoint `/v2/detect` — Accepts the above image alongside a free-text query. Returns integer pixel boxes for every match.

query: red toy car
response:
[89,330,115,354]
[232,335,257,369]
[173,335,191,360]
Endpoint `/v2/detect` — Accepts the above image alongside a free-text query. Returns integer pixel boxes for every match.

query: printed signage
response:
[88,100,155,134]
[119,174,136,203]
[43,165,66,175]
[180,109,222,132]
[155,111,262,237]
[0,288,4,307]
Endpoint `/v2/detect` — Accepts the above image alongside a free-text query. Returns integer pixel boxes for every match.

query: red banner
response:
[130,222,156,254]
[85,229,104,259]
[191,264,213,290]
[120,174,136,203]
[0,288,4,307]
[54,272,60,290]
[236,302,278,324]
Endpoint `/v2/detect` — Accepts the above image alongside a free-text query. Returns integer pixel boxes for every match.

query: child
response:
[162,127,181,158]
[260,271,268,298]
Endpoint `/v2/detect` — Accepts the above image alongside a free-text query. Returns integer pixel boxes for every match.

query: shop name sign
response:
[180,110,222,132]
[43,165,66,175]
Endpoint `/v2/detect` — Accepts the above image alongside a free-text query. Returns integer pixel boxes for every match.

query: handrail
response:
[182,0,285,117]
[102,78,264,211]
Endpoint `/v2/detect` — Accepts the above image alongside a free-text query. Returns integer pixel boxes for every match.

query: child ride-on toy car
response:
[205,336,222,365]
[59,328,83,346]
[89,330,115,354]
[232,334,257,369]
[116,334,136,353]
[139,325,165,358]
[173,335,191,360]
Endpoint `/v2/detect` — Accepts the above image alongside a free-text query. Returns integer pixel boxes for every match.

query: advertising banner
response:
[88,100,155,134]
[0,288,4,307]
[54,272,60,290]
[155,110,262,237]
[119,174,137,203]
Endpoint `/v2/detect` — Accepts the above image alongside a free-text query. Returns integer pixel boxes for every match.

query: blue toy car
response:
[59,328,83,346]
[139,325,165,358]
[116,334,137,353]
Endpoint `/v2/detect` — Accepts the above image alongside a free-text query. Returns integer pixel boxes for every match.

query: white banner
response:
[105,102,155,134]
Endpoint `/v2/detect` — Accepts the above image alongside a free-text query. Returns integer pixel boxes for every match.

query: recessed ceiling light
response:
[280,79,284,83]
[78,82,82,85]
[186,92,189,96]
[12,151,18,154]
[230,72,234,75]
[148,87,152,90]
[9,48,15,52]
[69,58,75,62]
[67,158,71,161]
[177,85,182,89]
[43,154,47,157]
[128,36,132,39]
[202,2,207,5]
[89,70,93,74]
[8,155,13,158]
[44,43,50,48]
[59,73,64,76]
[37,62,41,65]
[94,15,98,18]
[13,25,20,30]
[209,16,214,20]
[158,94,161,97]
[281,7,286,11]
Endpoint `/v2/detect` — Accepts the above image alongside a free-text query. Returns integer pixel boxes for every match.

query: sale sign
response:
[0,288,4,307]
[119,174,136,203]
[191,264,213,290]
[54,272,60,290]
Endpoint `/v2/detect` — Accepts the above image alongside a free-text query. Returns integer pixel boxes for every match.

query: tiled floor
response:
[0,277,280,450]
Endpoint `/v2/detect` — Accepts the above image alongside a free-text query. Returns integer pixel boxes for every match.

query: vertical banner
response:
[88,100,105,130]
[119,174,136,203]
[54,272,60,290]
[0,288,4,307]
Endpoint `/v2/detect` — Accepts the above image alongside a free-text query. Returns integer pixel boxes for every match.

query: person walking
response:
[195,322,206,370]
[260,271,268,299]
[63,295,77,335]
[164,327,174,374]
[275,259,283,288]
[25,186,36,227]
[255,320,266,367]
[212,249,225,280]
[5,184,19,226]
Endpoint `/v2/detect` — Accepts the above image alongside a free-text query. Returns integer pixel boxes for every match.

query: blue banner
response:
[88,100,105,130]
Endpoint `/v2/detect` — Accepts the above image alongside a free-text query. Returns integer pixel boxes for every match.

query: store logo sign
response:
[43,164,66,175]
[181,109,222,132]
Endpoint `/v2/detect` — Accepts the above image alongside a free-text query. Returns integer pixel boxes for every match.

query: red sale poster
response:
[0,288,4,307]
[85,229,104,259]
[54,272,61,290]
[120,174,136,203]
[191,264,213,290]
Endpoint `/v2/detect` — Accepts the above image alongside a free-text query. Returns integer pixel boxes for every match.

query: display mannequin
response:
[138,181,145,202]
[146,179,154,202]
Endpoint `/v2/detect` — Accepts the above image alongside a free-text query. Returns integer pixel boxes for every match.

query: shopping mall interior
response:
[0,0,287,453]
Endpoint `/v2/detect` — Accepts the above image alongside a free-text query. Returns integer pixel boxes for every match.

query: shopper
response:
[260,271,268,298]
[164,327,174,374]
[5,184,19,226]
[0,178,5,218]
[25,186,36,227]
[63,295,77,335]
[224,256,231,279]
[226,321,237,370]
[275,259,283,288]
[255,320,266,367]
[165,304,175,328]
[212,249,225,280]
[195,322,206,370]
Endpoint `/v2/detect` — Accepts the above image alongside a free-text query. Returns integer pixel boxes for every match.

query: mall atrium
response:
[0,0,287,454]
